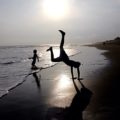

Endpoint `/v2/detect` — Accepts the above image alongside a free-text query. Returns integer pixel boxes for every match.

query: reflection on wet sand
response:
[57,74,71,90]
[32,72,41,89]
[46,79,93,120]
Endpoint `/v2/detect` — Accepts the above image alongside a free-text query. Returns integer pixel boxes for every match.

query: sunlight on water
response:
[52,48,60,58]
[47,47,77,59]
[57,74,71,90]
[0,45,109,98]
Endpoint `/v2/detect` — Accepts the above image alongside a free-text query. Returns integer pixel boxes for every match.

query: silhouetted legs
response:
[59,30,65,48]
[47,47,62,62]
[59,30,69,60]
[47,30,69,62]
[71,66,80,80]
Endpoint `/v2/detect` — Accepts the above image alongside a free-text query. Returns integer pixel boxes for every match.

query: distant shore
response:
[85,42,120,120]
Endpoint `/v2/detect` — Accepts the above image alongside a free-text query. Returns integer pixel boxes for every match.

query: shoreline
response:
[86,43,120,120]
[0,43,120,120]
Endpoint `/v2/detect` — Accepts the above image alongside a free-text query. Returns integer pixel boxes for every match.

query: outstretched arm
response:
[71,66,74,79]
[77,67,80,80]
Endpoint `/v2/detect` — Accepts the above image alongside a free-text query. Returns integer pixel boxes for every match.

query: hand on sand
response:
[78,78,83,80]
[72,77,77,80]
[72,77,83,80]
[46,47,52,51]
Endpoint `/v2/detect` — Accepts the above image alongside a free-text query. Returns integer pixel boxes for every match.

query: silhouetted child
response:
[47,30,81,79]
[31,49,39,69]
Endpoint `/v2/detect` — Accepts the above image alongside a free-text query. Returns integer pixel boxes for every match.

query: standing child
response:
[31,49,39,69]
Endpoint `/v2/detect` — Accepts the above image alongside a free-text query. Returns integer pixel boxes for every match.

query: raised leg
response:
[47,47,62,62]
[59,30,65,48]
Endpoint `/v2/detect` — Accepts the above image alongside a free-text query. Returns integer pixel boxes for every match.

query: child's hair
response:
[33,49,37,53]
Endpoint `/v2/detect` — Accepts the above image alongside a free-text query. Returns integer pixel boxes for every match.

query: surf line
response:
[26,50,81,77]
[0,63,58,99]
[25,63,58,78]
[24,50,81,80]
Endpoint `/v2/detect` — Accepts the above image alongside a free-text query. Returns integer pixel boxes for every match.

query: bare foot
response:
[46,47,52,51]
[59,30,65,35]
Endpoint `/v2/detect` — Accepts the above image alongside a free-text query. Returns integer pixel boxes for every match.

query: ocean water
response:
[0,44,108,98]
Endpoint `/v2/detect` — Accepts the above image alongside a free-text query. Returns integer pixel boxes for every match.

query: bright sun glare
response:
[58,74,71,89]
[42,0,69,20]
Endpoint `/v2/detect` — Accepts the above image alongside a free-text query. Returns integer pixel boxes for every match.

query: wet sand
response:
[86,43,120,120]
[0,44,120,120]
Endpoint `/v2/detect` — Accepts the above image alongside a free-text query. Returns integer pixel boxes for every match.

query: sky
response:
[0,0,120,46]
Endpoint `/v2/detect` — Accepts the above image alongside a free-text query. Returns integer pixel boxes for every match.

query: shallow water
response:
[0,44,108,97]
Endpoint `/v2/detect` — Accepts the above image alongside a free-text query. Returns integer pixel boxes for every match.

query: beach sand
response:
[0,44,120,120]
[86,43,120,120]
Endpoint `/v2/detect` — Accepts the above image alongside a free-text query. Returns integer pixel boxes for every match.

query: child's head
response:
[33,49,37,54]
